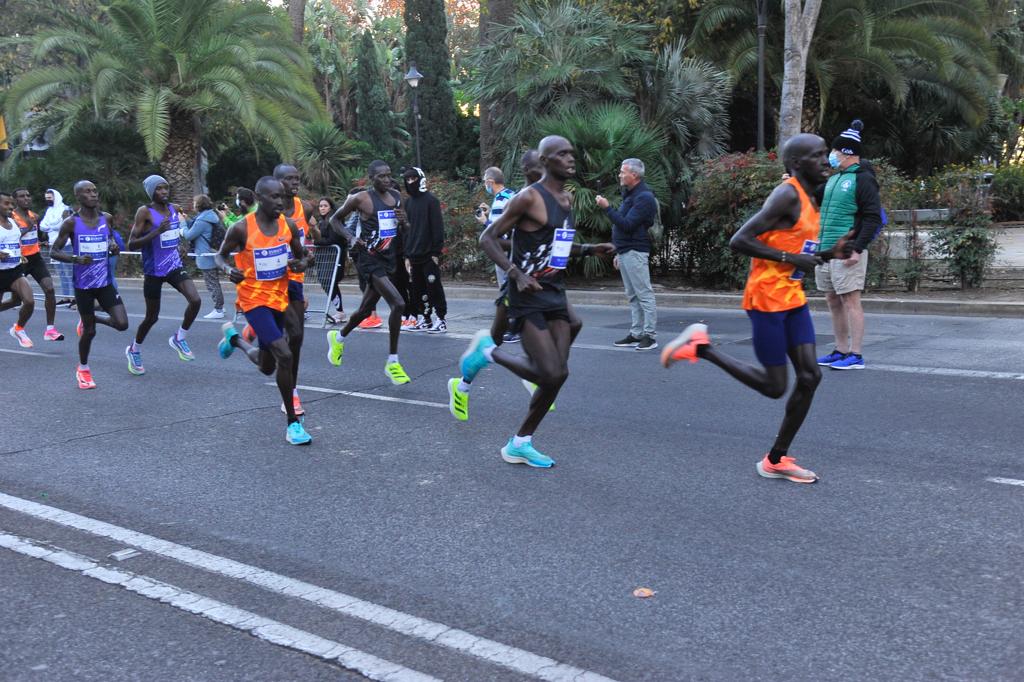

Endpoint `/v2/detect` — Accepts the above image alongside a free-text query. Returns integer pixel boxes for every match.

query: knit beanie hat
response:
[143,174,168,200]
[831,119,864,156]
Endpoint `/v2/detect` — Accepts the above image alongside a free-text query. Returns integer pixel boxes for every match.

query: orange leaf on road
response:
[633,587,656,598]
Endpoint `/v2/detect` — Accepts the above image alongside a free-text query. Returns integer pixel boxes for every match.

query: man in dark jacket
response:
[596,158,658,350]
[814,120,882,370]
[401,167,448,333]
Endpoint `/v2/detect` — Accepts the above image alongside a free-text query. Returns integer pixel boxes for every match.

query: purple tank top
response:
[73,214,112,289]
[141,204,183,276]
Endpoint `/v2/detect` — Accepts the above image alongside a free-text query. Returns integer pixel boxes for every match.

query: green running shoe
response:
[327,330,345,366]
[521,379,555,412]
[448,378,469,421]
[386,361,410,385]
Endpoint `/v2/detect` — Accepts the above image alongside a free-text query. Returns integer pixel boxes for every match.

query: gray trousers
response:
[202,268,224,310]
[619,249,657,338]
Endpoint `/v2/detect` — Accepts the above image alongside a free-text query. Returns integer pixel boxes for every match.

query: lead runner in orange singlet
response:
[661,134,855,484]
[215,176,315,446]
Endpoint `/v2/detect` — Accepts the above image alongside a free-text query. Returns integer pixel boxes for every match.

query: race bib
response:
[548,226,576,270]
[789,240,819,281]
[78,233,108,255]
[377,210,397,240]
[0,240,21,262]
[254,243,288,281]
[21,229,38,246]
[159,228,180,249]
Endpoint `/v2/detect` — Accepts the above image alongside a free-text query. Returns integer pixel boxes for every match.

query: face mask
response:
[485,183,494,195]
[828,151,841,169]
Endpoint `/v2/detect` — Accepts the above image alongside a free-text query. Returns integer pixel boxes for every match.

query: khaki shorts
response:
[815,252,868,295]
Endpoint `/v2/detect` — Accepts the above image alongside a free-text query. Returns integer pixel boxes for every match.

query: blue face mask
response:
[828,151,841,169]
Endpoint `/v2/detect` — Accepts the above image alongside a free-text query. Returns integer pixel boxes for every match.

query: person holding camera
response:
[183,194,226,320]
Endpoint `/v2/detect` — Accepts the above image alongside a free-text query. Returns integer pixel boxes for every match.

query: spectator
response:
[313,196,348,324]
[40,188,74,306]
[814,119,882,371]
[399,167,447,332]
[596,158,659,350]
[183,193,225,319]
[224,187,256,227]
[476,166,517,286]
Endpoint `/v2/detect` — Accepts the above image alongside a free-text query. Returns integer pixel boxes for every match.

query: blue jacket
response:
[183,209,220,270]
[605,181,656,254]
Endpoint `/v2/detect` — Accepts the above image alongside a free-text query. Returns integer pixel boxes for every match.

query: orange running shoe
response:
[756,455,818,484]
[401,317,417,328]
[280,393,305,416]
[76,367,96,390]
[241,324,256,343]
[660,323,710,367]
[359,313,383,329]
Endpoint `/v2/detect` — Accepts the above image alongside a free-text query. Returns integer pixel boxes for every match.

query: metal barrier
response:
[23,244,343,329]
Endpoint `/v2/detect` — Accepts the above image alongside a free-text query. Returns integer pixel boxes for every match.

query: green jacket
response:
[816,162,882,252]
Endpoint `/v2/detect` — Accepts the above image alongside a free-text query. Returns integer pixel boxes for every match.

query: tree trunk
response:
[778,0,823,149]
[161,111,202,209]
[478,0,516,173]
[288,0,306,45]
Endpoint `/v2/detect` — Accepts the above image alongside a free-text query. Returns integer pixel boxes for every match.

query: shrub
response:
[991,164,1024,222]
[423,173,491,279]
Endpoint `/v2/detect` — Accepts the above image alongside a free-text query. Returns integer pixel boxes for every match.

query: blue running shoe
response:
[168,335,195,361]
[816,349,846,366]
[218,323,238,360]
[125,345,145,375]
[286,420,312,445]
[460,329,495,382]
[830,352,864,370]
[500,438,555,468]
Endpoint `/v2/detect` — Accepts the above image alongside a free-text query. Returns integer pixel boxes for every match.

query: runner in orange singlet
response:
[661,134,854,484]
[216,176,315,446]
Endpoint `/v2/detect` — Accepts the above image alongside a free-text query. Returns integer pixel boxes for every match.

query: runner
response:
[125,175,201,375]
[459,136,614,466]
[7,188,63,339]
[49,181,129,389]
[660,133,855,484]
[325,161,412,385]
[446,149,584,421]
[0,191,37,348]
[273,164,320,416]
[215,176,314,445]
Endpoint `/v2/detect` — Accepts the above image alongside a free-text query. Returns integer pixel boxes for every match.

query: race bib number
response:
[0,240,21,262]
[377,210,397,240]
[159,228,180,249]
[789,240,819,281]
[78,233,108,256]
[548,227,576,270]
[254,243,288,281]
[21,229,38,246]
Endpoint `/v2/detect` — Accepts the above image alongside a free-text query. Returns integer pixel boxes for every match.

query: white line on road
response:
[0,531,438,682]
[986,477,1024,487]
[0,492,619,682]
[0,347,57,357]
[868,364,1024,381]
[277,383,448,409]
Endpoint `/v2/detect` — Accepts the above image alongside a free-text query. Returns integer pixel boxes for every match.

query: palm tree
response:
[2,0,321,205]
[295,121,365,196]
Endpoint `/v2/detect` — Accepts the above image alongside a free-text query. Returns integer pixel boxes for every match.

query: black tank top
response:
[361,189,401,256]
[507,182,575,309]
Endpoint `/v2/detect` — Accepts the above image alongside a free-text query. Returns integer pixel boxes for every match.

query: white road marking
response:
[282,383,447,409]
[987,477,1024,487]
[867,364,1024,381]
[0,492,620,682]
[0,531,438,682]
[0,347,56,357]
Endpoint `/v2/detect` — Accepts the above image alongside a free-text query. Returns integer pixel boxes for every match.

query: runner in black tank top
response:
[325,160,413,386]
[458,136,615,467]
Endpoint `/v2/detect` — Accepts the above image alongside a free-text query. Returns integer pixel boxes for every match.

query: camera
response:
[217,202,228,212]
[474,206,486,218]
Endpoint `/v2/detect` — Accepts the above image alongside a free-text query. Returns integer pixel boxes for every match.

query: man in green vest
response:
[814,120,882,370]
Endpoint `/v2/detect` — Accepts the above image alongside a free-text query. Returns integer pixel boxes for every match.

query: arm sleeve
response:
[429,196,445,256]
[604,191,656,236]
[853,175,883,252]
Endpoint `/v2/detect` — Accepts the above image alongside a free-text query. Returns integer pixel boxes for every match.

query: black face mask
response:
[404,179,423,197]
[46,199,54,207]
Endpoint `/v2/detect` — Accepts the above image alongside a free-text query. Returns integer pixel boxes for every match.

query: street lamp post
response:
[756,0,768,151]
[404,63,424,169]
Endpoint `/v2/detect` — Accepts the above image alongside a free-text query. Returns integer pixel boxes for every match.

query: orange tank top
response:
[13,210,40,256]
[287,196,310,283]
[235,212,291,313]
[742,177,820,312]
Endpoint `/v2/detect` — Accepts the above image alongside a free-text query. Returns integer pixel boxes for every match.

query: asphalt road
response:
[1,285,1022,681]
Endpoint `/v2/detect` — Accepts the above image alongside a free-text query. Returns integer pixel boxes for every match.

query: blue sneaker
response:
[816,349,846,366]
[460,329,495,382]
[218,323,238,359]
[830,353,864,370]
[125,345,145,375]
[286,420,312,445]
[168,335,195,361]
[500,438,555,468]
